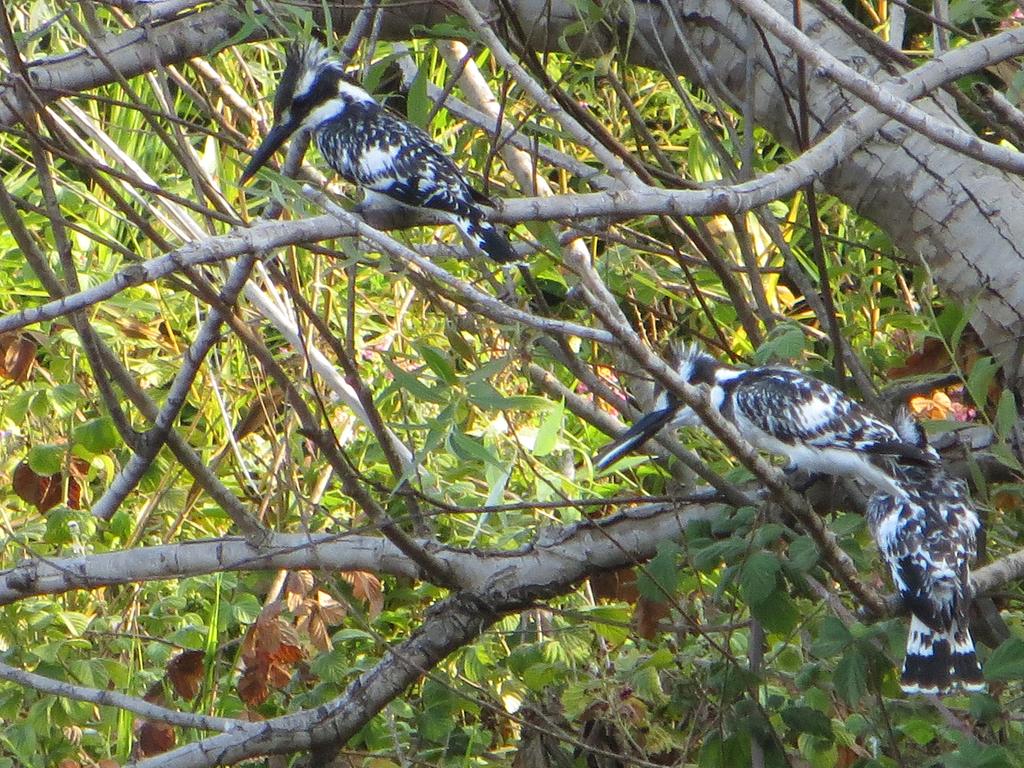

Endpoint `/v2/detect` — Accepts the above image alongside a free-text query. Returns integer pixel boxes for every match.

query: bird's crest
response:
[276,41,335,120]
[892,405,940,462]
[668,341,720,386]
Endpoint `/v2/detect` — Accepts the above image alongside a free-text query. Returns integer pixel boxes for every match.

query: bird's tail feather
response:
[459,216,518,263]
[901,615,984,695]
[594,406,679,471]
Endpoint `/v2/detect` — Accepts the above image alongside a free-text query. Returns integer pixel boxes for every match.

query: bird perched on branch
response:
[867,408,984,695]
[239,41,518,264]
[594,342,939,496]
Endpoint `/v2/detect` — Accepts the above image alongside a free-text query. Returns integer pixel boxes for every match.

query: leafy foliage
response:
[0,1,1021,767]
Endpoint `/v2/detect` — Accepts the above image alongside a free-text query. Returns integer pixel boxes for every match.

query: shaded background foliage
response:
[0,1,1023,767]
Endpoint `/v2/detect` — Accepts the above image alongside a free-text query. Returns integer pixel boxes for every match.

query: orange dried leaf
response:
[306,612,331,652]
[910,392,952,420]
[285,571,314,606]
[342,571,383,618]
[0,334,36,382]
[267,660,293,688]
[891,338,950,378]
[315,591,347,625]
[166,649,205,700]
[272,643,303,665]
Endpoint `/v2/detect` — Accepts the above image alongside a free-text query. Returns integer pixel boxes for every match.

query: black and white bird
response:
[240,41,518,263]
[595,343,939,495]
[866,408,984,695]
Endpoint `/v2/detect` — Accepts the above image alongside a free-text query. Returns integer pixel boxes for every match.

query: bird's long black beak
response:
[239,122,295,185]
[594,405,679,470]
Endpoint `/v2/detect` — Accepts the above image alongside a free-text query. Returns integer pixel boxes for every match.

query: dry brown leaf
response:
[11,457,87,513]
[342,571,383,619]
[238,602,304,705]
[591,567,640,603]
[166,649,205,701]
[891,338,950,378]
[315,590,347,625]
[304,612,330,652]
[634,597,669,640]
[0,333,36,382]
[285,570,314,608]
[143,679,165,705]
[13,460,65,513]
[238,662,270,707]
[137,721,175,756]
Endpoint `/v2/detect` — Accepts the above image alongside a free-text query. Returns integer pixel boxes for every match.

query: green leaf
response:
[73,416,120,454]
[466,382,550,411]
[787,536,819,571]
[522,661,561,691]
[966,356,999,414]
[413,343,457,385]
[229,593,262,625]
[968,693,1003,723]
[383,361,446,404]
[449,431,503,469]
[753,523,786,548]
[936,303,969,350]
[699,734,750,768]
[830,512,864,537]
[754,324,805,365]
[584,605,631,644]
[751,589,800,635]
[740,551,780,606]
[522,220,562,253]
[637,540,681,601]
[533,399,563,457]
[58,611,92,636]
[984,637,1024,682]
[834,647,868,705]
[811,617,852,656]
[937,742,1018,768]
[995,389,1018,439]
[49,382,82,417]
[406,61,430,129]
[899,717,936,745]
[781,706,834,739]
[28,444,64,476]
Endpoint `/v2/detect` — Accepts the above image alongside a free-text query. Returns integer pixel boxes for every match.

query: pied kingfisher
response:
[240,41,518,264]
[867,407,984,695]
[595,342,938,495]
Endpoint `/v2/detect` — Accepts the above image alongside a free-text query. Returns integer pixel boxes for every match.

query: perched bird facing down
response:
[594,343,939,495]
[240,41,518,263]
[866,408,984,695]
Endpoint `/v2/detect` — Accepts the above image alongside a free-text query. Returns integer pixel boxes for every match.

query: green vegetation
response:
[0,1,1023,766]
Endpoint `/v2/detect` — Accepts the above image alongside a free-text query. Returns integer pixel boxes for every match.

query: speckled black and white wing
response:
[719,368,937,495]
[314,104,516,262]
[867,463,983,695]
[241,40,517,263]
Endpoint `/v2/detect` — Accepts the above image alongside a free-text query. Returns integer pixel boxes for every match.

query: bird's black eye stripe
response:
[287,67,345,126]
